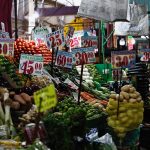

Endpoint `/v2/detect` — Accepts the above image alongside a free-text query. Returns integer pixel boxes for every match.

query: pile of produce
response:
[81,91,108,108]
[14,38,52,64]
[106,85,144,139]
[43,97,106,150]
[0,56,26,88]
[86,64,102,82]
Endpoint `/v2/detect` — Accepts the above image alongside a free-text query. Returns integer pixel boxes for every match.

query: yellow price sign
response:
[34,84,57,112]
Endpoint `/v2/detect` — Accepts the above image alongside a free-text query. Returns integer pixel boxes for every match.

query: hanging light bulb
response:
[119,38,125,46]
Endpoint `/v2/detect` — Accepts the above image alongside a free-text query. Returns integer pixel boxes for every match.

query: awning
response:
[37,6,79,17]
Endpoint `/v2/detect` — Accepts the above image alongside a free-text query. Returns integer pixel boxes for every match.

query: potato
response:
[129,98,137,103]
[20,93,31,102]
[11,101,20,110]
[14,95,26,105]
[121,85,130,92]
[137,96,142,102]
[120,91,129,100]
[129,87,136,93]
[110,94,117,99]
[129,93,137,99]
[134,91,140,97]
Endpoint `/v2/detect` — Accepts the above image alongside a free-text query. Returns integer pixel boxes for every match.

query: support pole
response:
[14,0,18,40]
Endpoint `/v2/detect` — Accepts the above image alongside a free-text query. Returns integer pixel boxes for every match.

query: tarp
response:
[114,3,149,36]
[77,0,128,22]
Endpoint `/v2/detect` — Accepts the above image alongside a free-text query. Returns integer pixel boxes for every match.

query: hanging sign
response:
[46,29,64,48]
[139,49,150,62]
[19,54,43,75]
[32,26,49,46]
[81,36,98,48]
[0,38,14,57]
[72,47,96,66]
[55,50,73,68]
[34,84,57,112]
[111,50,136,68]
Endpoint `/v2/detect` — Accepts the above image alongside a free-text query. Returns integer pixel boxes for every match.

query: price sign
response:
[72,47,96,66]
[139,49,150,62]
[0,38,14,57]
[81,36,98,48]
[32,26,49,46]
[111,51,136,68]
[34,84,57,112]
[70,36,81,49]
[46,29,64,48]
[19,54,43,75]
[55,50,73,68]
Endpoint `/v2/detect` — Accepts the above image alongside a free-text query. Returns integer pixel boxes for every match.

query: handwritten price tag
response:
[72,47,96,66]
[19,54,43,75]
[81,36,98,48]
[70,36,81,49]
[140,49,150,62]
[34,84,57,112]
[0,38,14,57]
[46,29,64,48]
[55,50,73,68]
[111,51,136,68]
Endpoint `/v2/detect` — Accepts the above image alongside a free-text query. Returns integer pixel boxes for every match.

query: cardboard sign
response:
[111,50,136,68]
[0,38,14,57]
[81,36,98,48]
[19,54,43,75]
[139,49,150,62]
[72,47,96,66]
[46,29,64,48]
[34,84,57,112]
[55,50,73,68]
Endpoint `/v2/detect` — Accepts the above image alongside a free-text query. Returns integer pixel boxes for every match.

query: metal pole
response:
[14,0,18,39]
[98,21,101,63]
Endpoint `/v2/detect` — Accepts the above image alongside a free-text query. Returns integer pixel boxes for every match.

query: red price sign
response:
[81,36,98,48]
[55,51,73,68]
[19,54,43,75]
[111,51,136,68]
[69,36,81,49]
[72,47,96,66]
[46,30,64,48]
[0,38,14,57]
[140,49,150,62]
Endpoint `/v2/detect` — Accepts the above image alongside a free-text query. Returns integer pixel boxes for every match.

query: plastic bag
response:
[94,133,117,150]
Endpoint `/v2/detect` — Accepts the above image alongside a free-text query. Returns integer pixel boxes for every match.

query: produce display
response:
[43,97,106,150]
[106,85,144,139]
[14,38,52,64]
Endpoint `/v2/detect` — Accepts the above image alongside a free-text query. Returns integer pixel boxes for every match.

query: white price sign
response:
[0,38,14,57]
[55,50,73,68]
[81,36,98,48]
[69,36,81,49]
[46,29,64,48]
[72,47,96,66]
[19,54,43,75]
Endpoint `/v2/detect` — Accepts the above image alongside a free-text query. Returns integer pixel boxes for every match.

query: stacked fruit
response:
[14,38,52,64]
[106,85,144,139]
